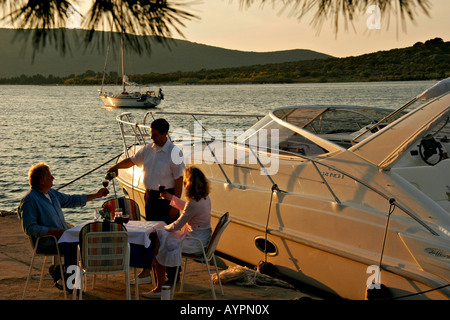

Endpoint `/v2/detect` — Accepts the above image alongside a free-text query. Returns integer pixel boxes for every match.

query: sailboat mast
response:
[100,33,111,95]
[121,31,125,93]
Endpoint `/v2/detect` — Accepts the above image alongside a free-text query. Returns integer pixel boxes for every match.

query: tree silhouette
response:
[239,0,431,33]
[0,0,198,59]
[0,0,432,57]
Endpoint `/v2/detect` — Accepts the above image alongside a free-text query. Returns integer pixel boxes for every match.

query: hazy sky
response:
[177,0,449,57]
[3,0,449,58]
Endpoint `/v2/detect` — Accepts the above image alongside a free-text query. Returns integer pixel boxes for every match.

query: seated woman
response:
[142,166,212,298]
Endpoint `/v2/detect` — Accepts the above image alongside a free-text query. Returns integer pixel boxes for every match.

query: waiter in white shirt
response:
[107,118,184,283]
[107,118,184,222]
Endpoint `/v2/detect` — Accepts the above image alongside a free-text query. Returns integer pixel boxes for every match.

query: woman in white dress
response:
[143,166,212,298]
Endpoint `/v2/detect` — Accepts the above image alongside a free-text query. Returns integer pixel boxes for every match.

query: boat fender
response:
[365,284,392,300]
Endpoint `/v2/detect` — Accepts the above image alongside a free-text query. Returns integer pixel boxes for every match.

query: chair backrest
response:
[103,197,141,220]
[79,221,125,243]
[205,212,231,259]
[82,232,129,272]
[79,221,129,272]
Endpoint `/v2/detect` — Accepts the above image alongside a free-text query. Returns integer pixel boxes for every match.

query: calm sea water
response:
[0,81,434,225]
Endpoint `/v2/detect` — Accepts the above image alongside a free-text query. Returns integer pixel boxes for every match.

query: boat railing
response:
[116,112,439,236]
[117,113,150,153]
[143,111,264,125]
[351,98,417,143]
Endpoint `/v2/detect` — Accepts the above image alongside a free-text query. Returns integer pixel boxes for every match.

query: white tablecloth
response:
[58,220,166,248]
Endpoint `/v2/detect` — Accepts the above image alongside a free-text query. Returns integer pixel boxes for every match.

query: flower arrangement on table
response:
[99,203,114,222]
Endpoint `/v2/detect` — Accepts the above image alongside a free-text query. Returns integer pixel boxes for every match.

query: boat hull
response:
[112,94,450,299]
[214,211,448,300]
[115,159,450,300]
[197,160,449,300]
[101,93,161,108]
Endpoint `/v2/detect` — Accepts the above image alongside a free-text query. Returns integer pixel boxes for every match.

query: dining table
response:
[58,220,166,268]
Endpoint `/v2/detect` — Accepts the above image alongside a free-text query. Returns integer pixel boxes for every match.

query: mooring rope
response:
[56,151,124,191]
[372,199,450,300]
[388,283,450,300]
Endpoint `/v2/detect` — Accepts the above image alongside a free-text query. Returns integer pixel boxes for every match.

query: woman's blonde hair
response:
[183,166,210,201]
[28,163,50,188]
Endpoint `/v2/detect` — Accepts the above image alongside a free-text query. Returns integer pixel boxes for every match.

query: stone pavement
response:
[0,212,319,301]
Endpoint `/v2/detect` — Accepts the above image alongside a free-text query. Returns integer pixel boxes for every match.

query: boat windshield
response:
[273,106,397,135]
[235,112,330,157]
[235,106,401,157]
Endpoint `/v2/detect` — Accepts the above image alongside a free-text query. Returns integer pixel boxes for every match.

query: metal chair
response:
[22,235,67,299]
[102,198,149,299]
[73,221,131,300]
[102,197,141,221]
[172,212,231,300]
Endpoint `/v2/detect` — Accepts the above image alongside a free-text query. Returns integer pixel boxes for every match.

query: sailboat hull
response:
[101,92,161,108]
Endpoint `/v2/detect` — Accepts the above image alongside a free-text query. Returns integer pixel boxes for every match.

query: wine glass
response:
[122,214,130,224]
[114,209,123,224]
[102,180,109,188]
[94,208,101,221]
[158,185,166,199]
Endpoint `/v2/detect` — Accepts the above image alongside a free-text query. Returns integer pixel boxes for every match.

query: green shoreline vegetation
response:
[0,38,448,85]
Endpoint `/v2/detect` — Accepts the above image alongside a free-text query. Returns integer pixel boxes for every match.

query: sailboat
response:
[99,33,164,108]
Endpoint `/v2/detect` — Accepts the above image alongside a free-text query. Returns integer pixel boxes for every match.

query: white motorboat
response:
[113,79,450,299]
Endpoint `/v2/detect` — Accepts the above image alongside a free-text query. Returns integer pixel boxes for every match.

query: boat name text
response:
[321,168,345,179]
[425,248,450,259]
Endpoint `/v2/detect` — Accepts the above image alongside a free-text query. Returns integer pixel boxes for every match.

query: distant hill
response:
[0,28,447,85]
[0,28,333,77]
[129,37,447,84]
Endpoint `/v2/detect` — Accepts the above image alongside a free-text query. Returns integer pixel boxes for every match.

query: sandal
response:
[54,280,63,290]
[54,279,73,294]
